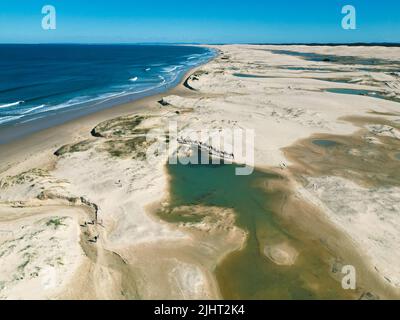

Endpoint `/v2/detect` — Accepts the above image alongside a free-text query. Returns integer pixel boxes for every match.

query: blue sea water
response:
[0,44,215,129]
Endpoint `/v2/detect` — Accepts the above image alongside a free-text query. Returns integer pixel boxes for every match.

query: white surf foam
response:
[162,65,180,73]
[21,104,47,114]
[0,115,24,125]
[0,101,24,109]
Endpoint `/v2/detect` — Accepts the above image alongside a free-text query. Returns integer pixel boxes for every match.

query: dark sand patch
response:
[368,110,400,117]
[269,50,400,67]
[284,116,400,188]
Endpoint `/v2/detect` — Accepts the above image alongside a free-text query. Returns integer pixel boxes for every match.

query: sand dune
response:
[1,44,400,299]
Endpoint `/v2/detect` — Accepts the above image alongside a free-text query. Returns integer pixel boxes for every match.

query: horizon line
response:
[1,41,400,47]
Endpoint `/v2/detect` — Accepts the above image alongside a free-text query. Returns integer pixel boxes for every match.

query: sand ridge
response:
[1,44,400,299]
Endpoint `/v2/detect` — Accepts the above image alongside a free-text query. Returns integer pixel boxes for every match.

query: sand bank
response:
[1,44,400,299]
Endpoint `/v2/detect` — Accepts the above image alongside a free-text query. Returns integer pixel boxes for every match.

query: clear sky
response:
[0,0,399,44]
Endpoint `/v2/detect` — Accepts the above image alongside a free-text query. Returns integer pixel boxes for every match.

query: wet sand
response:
[1,44,400,299]
[162,160,361,299]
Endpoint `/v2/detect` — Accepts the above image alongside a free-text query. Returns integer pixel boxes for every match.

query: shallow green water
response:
[313,139,338,148]
[164,160,356,300]
[233,73,270,78]
[396,153,400,160]
[283,66,334,72]
[325,88,400,103]
[326,88,378,96]
[234,72,351,85]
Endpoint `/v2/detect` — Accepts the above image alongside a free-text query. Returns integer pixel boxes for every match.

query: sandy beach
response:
[1,44,400,299]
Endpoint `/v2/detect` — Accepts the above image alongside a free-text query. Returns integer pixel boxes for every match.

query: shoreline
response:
[0,48,231,300]
[1,44,400,299]
[151,44,400,298]
[0,53,212,172]
[0,44,217,144]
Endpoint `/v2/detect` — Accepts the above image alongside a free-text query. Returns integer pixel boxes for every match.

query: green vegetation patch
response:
[54,140,94,156]
[91,115,149,138]
[99,136,154,159]
[0,168,50,188]
[46,217,67,230]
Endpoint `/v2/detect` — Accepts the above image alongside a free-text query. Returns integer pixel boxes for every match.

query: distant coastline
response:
[2,42,400,46]
[210,42,400,47]
[0,44,216,144]
[276,43,400,47]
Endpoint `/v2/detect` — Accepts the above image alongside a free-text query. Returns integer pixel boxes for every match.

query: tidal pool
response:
[325,88,400,103]
[162,159,357,299]
[269,50,399,66]
[312,139,338,148]
[233,73,270,78]
[283,66,333,72]
[234,73,351,85]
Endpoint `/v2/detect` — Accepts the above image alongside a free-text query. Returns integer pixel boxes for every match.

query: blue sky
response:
[0,0,399,43]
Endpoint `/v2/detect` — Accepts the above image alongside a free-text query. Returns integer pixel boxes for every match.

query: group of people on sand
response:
[177,137,234,159]
[80,220,100,243]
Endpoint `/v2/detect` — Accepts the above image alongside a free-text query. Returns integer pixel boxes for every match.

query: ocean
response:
[0,44,215,141]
